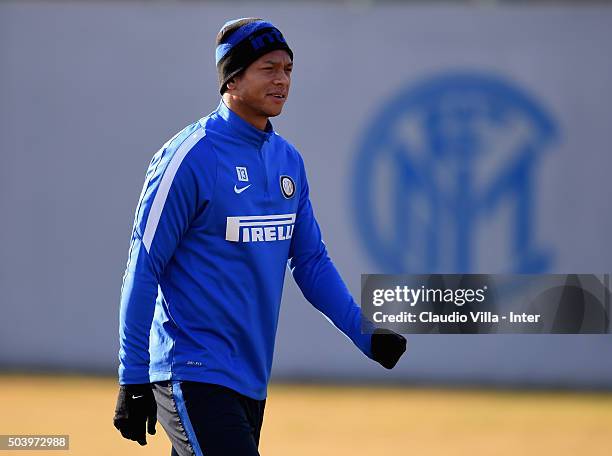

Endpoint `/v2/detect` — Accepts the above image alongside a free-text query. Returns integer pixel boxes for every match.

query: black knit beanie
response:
[215,18,293,94]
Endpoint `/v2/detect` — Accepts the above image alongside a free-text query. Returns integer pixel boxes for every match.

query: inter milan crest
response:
[280,175,295,199]
[352,72,558,273]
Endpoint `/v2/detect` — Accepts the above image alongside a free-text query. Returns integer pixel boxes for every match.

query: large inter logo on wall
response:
[353,73,558,273]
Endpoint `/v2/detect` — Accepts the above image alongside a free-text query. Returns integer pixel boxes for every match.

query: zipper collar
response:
[216,99,274,148]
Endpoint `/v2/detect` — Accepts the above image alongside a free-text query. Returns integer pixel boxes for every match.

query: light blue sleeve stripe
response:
[215,20,275,64]
[142,127,204,253]
[172,381,204,456]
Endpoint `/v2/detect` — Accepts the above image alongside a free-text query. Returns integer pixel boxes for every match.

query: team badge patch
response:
[280,175,295,199]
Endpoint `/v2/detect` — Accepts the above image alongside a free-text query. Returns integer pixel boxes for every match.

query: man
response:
[113,18,406,456]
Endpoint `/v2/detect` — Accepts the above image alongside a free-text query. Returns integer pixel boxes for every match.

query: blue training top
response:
[118,100,373,399]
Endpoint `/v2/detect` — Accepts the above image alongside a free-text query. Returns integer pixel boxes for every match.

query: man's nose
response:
[273,70,290,86]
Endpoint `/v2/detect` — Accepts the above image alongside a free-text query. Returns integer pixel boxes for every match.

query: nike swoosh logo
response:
[234,184,251,194]
[131,395,144,399]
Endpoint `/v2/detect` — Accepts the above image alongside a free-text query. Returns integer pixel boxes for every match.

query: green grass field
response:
[1,375,611,455]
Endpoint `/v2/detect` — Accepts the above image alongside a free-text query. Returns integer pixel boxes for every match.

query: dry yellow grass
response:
[0,375,610,455]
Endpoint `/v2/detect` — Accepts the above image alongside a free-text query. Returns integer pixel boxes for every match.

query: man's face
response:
[228,50,293,119]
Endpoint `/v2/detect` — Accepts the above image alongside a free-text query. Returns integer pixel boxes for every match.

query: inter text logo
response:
[249,30,287,51]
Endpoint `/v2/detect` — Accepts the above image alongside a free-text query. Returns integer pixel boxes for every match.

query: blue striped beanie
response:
[215,18,293,94]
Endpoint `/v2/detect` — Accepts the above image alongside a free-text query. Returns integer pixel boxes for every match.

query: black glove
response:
[113,383,157,446]
[371,329,407,369]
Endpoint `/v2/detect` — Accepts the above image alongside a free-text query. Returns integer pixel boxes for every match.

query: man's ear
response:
[226,77,237,91]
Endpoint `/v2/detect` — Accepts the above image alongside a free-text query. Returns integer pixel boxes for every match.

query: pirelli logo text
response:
[225,213,296,243]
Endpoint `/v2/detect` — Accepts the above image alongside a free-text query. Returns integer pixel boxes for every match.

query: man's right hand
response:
[113,383,157,446]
